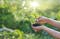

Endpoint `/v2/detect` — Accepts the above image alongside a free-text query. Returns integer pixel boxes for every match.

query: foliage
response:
[0,0,60,39]
[0,7,17,29]
[0,29,24,39]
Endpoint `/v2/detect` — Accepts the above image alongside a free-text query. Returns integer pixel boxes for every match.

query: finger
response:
[32,27,36,29]
[36,30,39,32]
[36,17,43,23]
[32,26,37,29]
[36,19,40,23]
[34,30,38,32]
[32,28,37,31]
[32,26,36,28]
[35,17,40,21]
[32,26,36,30]
[36,19,39,22]
[33,28,40,32]
[37,16,41,19]
[35,29,40,32]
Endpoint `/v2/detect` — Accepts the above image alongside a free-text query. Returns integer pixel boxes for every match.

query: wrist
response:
[45,18,50,23]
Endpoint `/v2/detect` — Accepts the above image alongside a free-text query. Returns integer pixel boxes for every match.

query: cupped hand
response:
[36,16,48,24]
[32,25,44,32]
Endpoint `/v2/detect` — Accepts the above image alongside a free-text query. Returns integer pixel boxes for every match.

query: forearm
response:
[42,26,60,39]
[46,18,60,28]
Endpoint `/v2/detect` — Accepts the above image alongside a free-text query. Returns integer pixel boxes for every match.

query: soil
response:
[32,23,41,27]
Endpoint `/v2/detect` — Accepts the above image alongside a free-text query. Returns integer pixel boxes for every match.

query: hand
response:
[32,25,44,32]
[36,16,48,24]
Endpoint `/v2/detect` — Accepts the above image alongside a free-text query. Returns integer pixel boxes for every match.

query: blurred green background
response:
[0,0,60,39]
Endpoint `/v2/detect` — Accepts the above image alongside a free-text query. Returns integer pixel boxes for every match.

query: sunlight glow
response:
[30,2,39,8]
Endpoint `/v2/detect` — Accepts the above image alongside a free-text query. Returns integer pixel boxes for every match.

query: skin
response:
[32,16,60,39]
